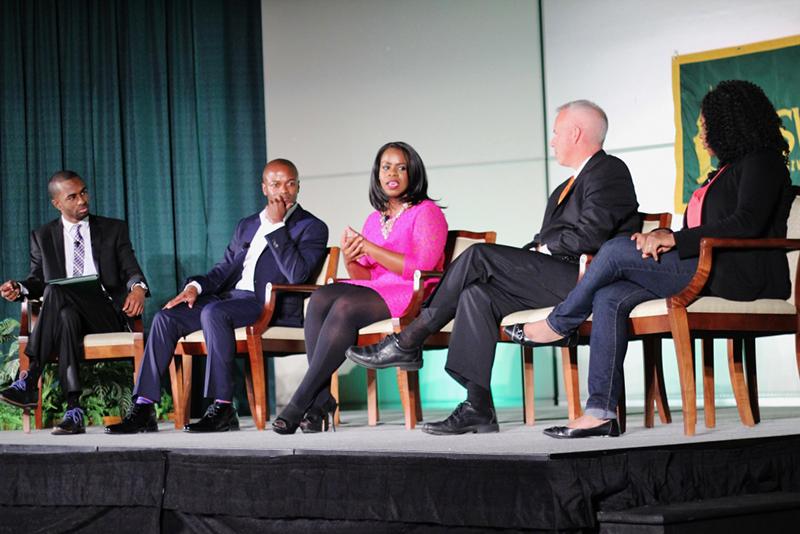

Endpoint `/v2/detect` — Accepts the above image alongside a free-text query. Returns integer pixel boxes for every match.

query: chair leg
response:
[330,370,341,426]
[561,346,582,420]
[653,339,672,425]
[617,372,626,434]
[168,356,184,430]
[367,368,379,426]
[668,307,697,436]
[132,335,144,385]
[643,337,672,426]
[727,338,756,427]
[643,337,657,428]
[396,369,417,430]
[701,337,715,428]
[246,336,268,431]
[180,354,193,427]
[521,347,535,426]
[744,337,760,424]
[243,360,257,427]
[409,370,423,422]
[18,349,32,433]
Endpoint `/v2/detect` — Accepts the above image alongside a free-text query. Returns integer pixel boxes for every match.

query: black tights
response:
[281,283,390,423]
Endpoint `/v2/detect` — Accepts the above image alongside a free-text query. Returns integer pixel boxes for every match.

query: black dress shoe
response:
[543,419,621,439]
[503,324,578,348]
[421,401,499,435]
[300,398,337,433]
[345,334,423,370]
[0,371,39,409]
[52,407,86,435]
[105,403,159,434]
[184,402,239,433]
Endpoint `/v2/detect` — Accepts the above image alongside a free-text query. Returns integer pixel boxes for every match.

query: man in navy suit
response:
[106,158,328,434]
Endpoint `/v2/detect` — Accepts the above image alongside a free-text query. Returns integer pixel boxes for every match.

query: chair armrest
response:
[247,283,326,336]
[668,237,800,308]
[395,270,445,327]
[19,299,41,337]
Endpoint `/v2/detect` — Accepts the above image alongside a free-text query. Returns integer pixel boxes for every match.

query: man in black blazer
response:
[106,158,328,434]
[347,100,640,434]
[0,170,149,435]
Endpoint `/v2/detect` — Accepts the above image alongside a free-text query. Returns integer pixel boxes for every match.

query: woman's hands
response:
[341,226,406,277]
[631,229,676,261]
[341,227,367,263]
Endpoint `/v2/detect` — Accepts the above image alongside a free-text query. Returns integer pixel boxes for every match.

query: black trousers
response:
[24,284,123,394]
[417,243,579,390]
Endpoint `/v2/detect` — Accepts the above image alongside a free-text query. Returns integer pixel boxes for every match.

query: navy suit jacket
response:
[188,204,328,327]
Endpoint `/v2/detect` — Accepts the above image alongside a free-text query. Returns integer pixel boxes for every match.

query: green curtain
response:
[0,0,266,324]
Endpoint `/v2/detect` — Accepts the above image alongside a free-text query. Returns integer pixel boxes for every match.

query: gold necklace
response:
[380,202,410,239]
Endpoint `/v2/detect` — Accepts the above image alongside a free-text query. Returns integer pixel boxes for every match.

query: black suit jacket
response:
[187,205,329,327]
[22,215,149,311]
[529,150,640,260]
[674,149,793,301]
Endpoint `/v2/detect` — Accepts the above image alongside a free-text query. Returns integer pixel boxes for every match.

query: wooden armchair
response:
[170,247,339,430]
[600,190,800,436]
[357,230,498,429]
[496,212,674,428]
[17,299,144,432]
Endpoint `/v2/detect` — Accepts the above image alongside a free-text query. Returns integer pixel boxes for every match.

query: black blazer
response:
[22,215,149,311]
[187,205,329,327]
[529,150,640,260]
[674,149,793,301]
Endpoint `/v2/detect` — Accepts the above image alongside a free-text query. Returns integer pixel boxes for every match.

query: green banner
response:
[672,36,800,211]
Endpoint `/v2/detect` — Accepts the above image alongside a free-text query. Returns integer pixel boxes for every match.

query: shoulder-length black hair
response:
[368,141,432,212]
[701,80,789,166]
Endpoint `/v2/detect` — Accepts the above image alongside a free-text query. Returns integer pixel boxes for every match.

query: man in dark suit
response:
[0,170,149,435]
[346,100,640,434]
[106,158,328,434]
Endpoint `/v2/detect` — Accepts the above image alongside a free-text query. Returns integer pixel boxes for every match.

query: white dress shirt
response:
[62,217,98,277]
[190,204,297,294]
[538,155,593,256]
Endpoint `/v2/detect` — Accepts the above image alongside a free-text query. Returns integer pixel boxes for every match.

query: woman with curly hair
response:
[506,80,793,438]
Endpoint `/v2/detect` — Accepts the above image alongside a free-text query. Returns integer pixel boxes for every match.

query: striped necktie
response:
[72,225,85,277]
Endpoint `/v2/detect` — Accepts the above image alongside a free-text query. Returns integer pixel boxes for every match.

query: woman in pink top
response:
[273,141,448,434]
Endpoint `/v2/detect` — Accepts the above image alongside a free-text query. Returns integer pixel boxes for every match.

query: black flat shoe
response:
[503,324,578,348]
[299,399,337,434]
[543,419,620,439]
[184,402,240,433]
[421,401,499,435]
[345,334,423,371]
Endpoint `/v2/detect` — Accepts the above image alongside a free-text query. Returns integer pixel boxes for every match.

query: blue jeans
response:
[547,236,699,419]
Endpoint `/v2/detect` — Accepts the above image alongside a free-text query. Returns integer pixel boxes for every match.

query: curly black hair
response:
[368,141,432,212]
[701,80,789,166]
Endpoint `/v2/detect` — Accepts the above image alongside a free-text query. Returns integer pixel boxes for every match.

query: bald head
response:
[550,100,608,169]
[261,158,300,207]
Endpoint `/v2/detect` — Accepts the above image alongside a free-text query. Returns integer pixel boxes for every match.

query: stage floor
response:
[1,406,798,457]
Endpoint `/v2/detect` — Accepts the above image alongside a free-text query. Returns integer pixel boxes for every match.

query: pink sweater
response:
[344,199,448,316]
